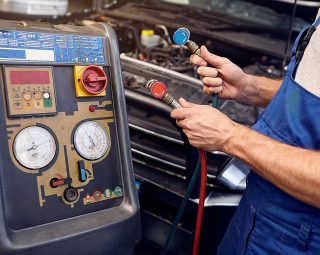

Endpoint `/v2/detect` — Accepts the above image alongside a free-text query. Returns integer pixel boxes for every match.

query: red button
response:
[89,105,97,112]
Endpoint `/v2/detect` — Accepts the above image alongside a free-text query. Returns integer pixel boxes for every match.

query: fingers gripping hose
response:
[173,28,219,109]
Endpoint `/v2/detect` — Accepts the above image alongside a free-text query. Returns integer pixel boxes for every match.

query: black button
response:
[63,187,79,203]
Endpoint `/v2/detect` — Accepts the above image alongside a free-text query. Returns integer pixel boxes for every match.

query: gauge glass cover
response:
[74,121,109,160]
[13,126,56,169]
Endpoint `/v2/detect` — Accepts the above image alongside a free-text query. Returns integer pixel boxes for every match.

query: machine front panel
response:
[0,33,124,230]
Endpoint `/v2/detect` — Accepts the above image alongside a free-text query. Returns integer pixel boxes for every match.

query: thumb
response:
[200,46,227,67]
[179,98,197,108]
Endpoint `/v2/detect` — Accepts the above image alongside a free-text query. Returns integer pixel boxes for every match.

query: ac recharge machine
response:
[0,20,140,255]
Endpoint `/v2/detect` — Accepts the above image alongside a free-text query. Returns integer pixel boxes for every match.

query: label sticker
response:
[0,30,106,64]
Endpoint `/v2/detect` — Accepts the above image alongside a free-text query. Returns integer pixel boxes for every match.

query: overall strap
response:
[287,25,310,75]
[291,26,310,57]
[288,16,320,75]
[296,16,320,60]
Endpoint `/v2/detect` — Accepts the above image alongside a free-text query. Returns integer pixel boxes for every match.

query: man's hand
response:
[190,46,282,107]
[190,46,253,102]
[171,98,238,152]
[171,101,320,208]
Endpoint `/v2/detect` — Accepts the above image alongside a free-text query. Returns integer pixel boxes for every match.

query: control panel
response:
[0,20,139,255]
[4,66,56,116]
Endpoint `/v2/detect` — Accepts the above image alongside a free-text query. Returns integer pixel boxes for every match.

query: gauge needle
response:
[27,140,49,151]
[85,131,96,147]
[89,137,96,147]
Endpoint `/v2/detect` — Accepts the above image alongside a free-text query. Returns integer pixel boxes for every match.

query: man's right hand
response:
[190,46,254,103]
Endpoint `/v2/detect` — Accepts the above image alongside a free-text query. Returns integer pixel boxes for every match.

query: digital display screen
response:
[10,70,50,85]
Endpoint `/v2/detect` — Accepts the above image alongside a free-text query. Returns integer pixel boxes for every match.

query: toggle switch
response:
[50,177,72,188]
[78,160,87,182]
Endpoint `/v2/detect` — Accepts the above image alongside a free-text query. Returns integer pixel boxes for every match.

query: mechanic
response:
[171,10,320,255]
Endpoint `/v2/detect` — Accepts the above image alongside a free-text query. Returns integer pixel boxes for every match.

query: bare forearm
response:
[224,125,320,208]
[241,75,282,107]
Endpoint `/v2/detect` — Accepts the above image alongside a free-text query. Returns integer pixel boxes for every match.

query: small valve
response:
[145,80,181,109]
[173,28,200,56]
[148,80,168,99]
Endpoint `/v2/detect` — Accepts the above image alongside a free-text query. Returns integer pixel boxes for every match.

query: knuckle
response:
[217,86,224,92]
[210,87,222,93]
[212,78,223,86]
[203,85,209,92]
[202,77,211,85]
[203,86,212,95]
[222,57,229,63]
[197,66,204,75]
[189,140,196,146]
[191,55,201,64]
[201,77,207,84]
[185,122,192,130]
[212,68,218,76]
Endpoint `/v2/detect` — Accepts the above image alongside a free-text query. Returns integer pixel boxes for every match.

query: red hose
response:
[192,149,207,255]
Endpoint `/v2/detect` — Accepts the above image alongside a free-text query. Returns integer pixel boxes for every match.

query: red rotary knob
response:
[81,65,107,95]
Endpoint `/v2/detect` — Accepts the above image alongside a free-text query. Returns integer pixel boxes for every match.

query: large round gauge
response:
[74,121,110,160]
[13,126,56,169]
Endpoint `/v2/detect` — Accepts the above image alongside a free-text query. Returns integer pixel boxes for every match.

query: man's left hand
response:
[171,98,238,152]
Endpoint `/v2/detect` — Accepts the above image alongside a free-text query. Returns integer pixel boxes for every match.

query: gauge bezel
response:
[73,121,110,161]
[13,125,57,170]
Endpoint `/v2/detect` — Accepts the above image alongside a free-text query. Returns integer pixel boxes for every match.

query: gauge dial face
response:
[74,121,110,160]
[13,126,56,169]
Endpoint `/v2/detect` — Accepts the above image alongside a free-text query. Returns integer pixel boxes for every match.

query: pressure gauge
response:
[13,126,56,169]
[74,121,110,160]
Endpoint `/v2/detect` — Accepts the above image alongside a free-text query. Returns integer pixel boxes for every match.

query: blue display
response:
[173,28,190,45]
[0,30,106,64]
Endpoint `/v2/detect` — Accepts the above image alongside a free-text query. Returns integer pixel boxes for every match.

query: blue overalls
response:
[218,17,320,255]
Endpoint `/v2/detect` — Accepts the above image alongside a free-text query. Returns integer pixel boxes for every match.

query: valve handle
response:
[86,74,107,83]
[173,27,190,45]
[149,80,167,99]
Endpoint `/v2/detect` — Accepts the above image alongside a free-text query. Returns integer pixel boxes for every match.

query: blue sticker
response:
[173,28,190,45]
[0,30,106,64]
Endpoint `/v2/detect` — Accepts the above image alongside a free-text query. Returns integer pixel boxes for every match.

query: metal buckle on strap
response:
[296,25,316,60]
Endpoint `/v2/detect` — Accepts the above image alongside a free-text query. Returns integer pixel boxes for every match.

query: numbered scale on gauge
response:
[74,121,110,160]
[13,126,57,169]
